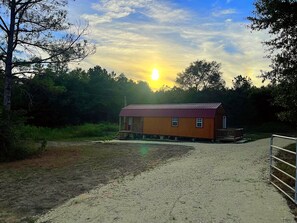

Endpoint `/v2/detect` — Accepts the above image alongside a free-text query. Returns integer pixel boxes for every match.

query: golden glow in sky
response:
[146,66,170,90]
[151,68,159,81]
[71,0,271,91]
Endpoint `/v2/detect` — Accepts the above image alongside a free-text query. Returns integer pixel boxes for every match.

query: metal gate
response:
[269,134,297,204]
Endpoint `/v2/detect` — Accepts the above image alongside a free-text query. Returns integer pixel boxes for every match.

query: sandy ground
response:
[37,138,295,223]
[0,143,191,223]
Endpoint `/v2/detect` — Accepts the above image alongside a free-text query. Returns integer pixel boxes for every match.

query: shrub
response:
[0,111,17,161]
[18,122,118,141]
[0,110,46,162]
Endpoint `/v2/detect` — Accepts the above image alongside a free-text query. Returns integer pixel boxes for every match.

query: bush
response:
[6,140,46,161]
[0,111,17,161]
[71,123,118,138]
[18,123,118,141]
[0,110,46,162]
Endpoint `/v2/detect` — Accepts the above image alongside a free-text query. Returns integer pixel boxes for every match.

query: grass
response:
[246,121,294,133]
[244,132,272,141]
[18,123,118,141]
[1,123,118,161]
[244,122,296,141]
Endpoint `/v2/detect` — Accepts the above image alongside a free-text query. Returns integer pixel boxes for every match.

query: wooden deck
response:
[118,130,144,140]
[216,128,244,142]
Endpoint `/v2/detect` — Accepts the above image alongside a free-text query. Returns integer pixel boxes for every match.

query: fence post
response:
[295,139,297,204]
[269,135,274,182]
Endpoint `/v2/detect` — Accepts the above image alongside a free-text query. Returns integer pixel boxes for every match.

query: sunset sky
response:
[68,0,270,90]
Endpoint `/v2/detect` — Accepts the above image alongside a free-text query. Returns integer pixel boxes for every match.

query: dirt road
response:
[37,138,295,223]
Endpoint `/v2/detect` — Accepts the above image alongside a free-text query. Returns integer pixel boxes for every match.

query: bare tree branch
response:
[15,0,43,14]
[1,0,95,111]
[0,45,6,55]
[0,16,9,33]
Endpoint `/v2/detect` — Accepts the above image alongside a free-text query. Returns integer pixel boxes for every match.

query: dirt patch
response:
[0,142,192,223]
[2,149,81,169]
[36,139,295,223]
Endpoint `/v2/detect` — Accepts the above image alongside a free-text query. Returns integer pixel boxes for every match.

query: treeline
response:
[7,65,282,129]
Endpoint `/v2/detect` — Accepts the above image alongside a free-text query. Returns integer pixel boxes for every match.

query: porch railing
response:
[217,128,244,141]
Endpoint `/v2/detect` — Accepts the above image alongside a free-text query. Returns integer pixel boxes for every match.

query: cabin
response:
[119,103,227,140]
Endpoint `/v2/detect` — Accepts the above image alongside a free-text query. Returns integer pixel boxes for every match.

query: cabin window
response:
[196,118,203,128]
[172,117,179,127]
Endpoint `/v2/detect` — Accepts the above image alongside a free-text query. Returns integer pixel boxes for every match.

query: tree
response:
[248,0,297,124]
[232,75,253,91]
[0,0,95,111]
[176,60,225,91]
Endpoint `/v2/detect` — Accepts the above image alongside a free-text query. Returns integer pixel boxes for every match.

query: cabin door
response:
[223,116,227,129]
[128,117,133,130]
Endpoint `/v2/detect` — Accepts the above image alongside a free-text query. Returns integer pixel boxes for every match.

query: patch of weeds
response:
[20,216,37,223]
[6,140,47,162]
[245,122,296,141]
[18,123,118,141]
[0,110,47,162]
[244,132,272,141]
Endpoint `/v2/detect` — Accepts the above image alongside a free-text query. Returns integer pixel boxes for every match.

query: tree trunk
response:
[3,0,16,112]
[3,67,12,112]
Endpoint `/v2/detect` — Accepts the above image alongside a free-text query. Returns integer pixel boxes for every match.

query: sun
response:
[151,68,159,81]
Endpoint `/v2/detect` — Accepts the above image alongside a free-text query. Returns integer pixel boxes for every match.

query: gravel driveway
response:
[37,138,295,223]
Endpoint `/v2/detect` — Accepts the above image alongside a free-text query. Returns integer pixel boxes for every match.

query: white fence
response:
[269,134,297,204]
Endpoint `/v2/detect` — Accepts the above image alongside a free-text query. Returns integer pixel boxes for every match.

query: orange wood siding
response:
[143,117,215,139]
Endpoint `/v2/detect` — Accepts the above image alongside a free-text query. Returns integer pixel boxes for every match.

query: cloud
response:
[178,22,270,86]
[89,0,150,24]
[75,1,270,90]
[143,2,189,23]
[212,8,237,17]
[84,0,189,24]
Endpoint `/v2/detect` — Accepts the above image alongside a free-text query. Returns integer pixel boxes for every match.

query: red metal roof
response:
[120,103,222,118]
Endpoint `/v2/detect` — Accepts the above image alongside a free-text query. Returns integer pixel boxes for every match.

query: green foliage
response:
[0,110,46,162]
[9,64,295,136]
[0,111,17,160]
[232,75,253,91]
[7,140,47,162]
[246,121,294,133]
[18,123,118,141]
[245,121,295,141]
[248,0,297,125]
[274,83,297,124]
[176,59,225,91]
[13,66,154,126]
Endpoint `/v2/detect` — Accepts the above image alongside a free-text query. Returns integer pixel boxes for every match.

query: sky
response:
[68,0,270,90]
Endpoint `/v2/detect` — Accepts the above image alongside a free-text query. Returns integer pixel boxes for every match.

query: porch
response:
[216,128,244,142]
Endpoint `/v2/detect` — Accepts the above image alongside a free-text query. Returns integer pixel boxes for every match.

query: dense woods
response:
[2,64,283,129]
[248,0,297,123]
[0,0,296,161]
